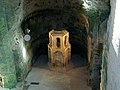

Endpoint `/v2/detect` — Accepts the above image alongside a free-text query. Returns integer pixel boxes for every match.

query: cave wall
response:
[0,0,32,88]
[84,0,110,89]
[0,0,18,88]
[101,0,120,90]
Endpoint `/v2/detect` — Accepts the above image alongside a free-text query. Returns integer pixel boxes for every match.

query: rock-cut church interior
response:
[0,0,120,90]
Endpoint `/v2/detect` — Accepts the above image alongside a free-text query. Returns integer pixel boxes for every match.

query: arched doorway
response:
[54,51,64,66]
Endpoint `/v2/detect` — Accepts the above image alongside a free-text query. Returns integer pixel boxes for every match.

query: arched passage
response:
[21,10,89,67]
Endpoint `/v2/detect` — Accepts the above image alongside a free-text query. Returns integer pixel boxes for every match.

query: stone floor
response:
[24,54,91,90]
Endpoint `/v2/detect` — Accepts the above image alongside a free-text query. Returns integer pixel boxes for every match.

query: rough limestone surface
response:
[106,0,120,90]
[101,0,120,90]
[0,0,31,88]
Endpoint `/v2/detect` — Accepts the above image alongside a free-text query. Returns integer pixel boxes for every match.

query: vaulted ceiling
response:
[21,0,110,58]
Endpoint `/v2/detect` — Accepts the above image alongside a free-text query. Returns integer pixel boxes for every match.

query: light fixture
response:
[24,28,31,41]
[24,34,31,41]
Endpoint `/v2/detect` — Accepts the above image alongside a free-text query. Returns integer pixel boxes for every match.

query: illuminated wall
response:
[101,0,120,90]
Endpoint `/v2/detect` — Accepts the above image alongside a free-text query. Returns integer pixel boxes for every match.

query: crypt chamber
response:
[0,0,111,90]
[21,8,89,66]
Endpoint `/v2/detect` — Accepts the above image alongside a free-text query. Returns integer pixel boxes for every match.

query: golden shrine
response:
[48,29,71,67]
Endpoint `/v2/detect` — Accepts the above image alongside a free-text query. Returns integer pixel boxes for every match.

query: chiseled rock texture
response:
[0,0,32,88]
[101,0,120,90]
